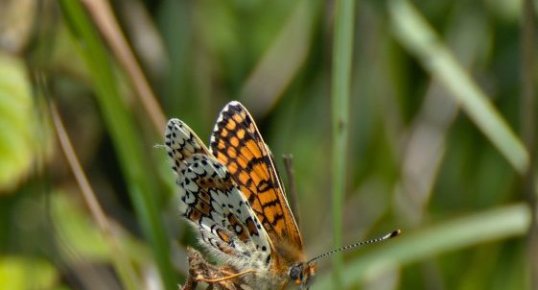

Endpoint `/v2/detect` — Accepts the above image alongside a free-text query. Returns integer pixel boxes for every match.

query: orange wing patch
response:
[209,101,303,251]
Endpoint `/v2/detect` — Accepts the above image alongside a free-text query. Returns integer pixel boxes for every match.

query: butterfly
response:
[164,101,400,290]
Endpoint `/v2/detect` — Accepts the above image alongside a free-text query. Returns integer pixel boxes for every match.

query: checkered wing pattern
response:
[209,101,304,252]
[165,119,273,270]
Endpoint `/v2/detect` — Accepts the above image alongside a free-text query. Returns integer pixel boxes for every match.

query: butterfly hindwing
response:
[165,119,273,270]
[165,118,211,173]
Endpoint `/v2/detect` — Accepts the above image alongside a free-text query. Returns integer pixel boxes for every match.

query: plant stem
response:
[520,0,538,288]
[331,0,355,287]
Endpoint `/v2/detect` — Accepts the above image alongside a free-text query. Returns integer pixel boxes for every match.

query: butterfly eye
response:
[289,264,302,282]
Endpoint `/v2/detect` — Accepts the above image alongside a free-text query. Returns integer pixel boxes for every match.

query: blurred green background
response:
[0,0,536,289]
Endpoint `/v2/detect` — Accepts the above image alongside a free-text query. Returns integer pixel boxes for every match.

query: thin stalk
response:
[283,154,301,227]
[331,0,355,288]
[520,0,538,288]
[81,0,166,132]
[49,101,139,290]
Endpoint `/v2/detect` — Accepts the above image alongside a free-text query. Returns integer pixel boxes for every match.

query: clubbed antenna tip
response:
[386,229,401,239]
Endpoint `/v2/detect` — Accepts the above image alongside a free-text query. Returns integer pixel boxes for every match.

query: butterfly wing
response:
[208,101,304,253]
[165,119,273,269]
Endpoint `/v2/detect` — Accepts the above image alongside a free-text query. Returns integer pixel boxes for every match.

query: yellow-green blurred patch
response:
[0,256,58,290]
[51,191,150,267]
[51,192,110,262]
[0,52,36,193]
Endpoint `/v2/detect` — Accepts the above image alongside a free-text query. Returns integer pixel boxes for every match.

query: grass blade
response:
[314,203,531,289]
[388,0,529,174]
[58,2,177,289]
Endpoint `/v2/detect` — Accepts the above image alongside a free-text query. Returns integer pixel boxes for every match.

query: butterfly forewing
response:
[209,101,304,251]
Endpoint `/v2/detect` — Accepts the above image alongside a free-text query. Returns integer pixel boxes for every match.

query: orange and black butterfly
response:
[164,101,399,290]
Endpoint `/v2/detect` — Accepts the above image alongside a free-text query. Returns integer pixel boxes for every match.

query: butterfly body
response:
[165,101,315,289]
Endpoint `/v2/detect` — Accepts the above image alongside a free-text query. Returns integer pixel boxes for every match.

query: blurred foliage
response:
[0,52,50,193]
[0,0,535,290]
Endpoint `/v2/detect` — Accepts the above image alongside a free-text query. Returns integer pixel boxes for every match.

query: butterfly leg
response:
[197,269,256,283]
[183,247,247,290]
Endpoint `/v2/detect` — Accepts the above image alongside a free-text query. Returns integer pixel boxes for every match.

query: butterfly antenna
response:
[307,229,401,264]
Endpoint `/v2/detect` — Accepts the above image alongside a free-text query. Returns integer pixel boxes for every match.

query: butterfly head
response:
[288,230,401,288]
[289,261,317,289]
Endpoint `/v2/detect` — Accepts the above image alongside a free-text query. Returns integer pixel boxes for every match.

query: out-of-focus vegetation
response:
[0,0,536,289]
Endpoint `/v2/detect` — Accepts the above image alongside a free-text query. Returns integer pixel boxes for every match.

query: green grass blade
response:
[331,0,356,287]
[313,203,531,289]
[58,2,177,289]
[388,0,529,174]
